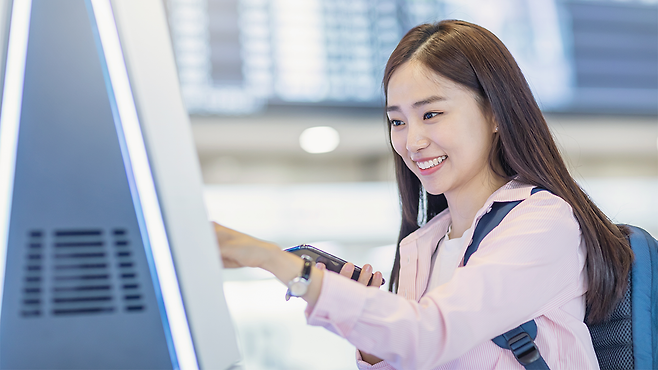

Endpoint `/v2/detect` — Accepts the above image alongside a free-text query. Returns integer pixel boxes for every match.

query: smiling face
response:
[387,61,501,198]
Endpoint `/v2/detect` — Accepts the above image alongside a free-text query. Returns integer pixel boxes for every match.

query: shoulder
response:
[493,181,578,230]
[472,182,583,261]
[481,186,583,261]
[512,188,578,229]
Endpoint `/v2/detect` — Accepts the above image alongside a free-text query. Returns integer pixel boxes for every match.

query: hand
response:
[342,262,384,287]
[213,222,280,269]
[317,262,383,287]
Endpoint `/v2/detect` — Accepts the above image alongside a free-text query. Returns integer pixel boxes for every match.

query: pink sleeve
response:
[306,193,586,370]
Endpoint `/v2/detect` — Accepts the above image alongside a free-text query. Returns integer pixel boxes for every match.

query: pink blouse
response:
[306,181,599,369]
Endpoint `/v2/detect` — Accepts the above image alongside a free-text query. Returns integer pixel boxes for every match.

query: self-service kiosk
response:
[0,1,240,368]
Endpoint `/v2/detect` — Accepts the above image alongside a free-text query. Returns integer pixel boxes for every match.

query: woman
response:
[214,20,633,369]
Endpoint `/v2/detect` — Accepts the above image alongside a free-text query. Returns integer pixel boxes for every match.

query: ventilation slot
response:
[51,230,114,315]
[21,230,44,317]
[113,229,144,312]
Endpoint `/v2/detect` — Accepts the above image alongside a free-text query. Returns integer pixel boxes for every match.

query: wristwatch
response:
[285,254,312,301]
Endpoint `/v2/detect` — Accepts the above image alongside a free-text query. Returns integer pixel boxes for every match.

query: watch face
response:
[289,277,309,296]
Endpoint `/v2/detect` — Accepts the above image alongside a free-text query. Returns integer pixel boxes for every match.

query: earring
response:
[494,126,499,133]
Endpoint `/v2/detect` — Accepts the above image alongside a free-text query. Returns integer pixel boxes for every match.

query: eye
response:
[423,112,442,120]
[390,119,405,127]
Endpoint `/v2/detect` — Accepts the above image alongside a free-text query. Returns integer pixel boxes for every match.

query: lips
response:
[415,155,447,170]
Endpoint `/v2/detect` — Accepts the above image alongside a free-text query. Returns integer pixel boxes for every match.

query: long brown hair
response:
[384,20,633,324]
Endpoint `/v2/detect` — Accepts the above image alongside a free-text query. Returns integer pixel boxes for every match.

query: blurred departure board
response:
[166,0,657,115]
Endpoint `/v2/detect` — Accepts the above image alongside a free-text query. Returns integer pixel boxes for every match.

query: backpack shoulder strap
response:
[492,320,550,369]
[464,187,549,370]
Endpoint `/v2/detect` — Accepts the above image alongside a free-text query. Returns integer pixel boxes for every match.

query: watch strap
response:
[285,254,313,300]
[299,254,312,280]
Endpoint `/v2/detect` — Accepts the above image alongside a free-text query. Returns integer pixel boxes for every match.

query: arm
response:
[327,262,384,366]
[214,222,385,308]
[215,223,386,365]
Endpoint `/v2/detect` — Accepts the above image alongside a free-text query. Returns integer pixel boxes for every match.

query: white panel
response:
[109,1,240,369]
[0,0,31,329]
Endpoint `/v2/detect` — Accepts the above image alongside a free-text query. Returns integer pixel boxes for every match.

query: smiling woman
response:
[382,21,633,316]
[213,20,635,370]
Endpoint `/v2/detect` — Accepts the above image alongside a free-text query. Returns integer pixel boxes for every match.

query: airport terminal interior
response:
[168,0,658,368]
[0,0,655,369]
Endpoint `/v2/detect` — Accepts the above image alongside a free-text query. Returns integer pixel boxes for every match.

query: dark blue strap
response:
[464,187,545,265]
[464,199,522,265]
[492,320,538,348]
[625,225,658,370]
[465,187,549,370]
[492,320,550,369]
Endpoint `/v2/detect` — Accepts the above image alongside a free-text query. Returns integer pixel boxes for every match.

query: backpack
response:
[465,188,658,370]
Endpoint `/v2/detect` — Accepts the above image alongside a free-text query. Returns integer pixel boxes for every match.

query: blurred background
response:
[164,0,657,368]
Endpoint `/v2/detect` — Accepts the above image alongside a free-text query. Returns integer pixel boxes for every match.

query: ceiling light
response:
[299,126,339,154]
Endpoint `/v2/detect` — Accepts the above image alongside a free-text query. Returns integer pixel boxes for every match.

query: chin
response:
[421,183,445,196]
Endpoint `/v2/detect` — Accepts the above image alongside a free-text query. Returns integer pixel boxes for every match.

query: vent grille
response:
[18,228,147,317]
[21,230,44,317]
[51,229,114,315]
[113,229,144,312]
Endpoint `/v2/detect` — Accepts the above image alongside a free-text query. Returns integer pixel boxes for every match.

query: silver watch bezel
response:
[285,254,312,300]
[287,276,310,297]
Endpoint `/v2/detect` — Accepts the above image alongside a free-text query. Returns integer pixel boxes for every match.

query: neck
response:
[446,173,507,239]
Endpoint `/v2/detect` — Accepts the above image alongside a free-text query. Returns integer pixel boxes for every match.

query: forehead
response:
[387,61,472,105]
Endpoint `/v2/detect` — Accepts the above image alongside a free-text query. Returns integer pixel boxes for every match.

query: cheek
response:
[458,128,493,168]
[390,129,407,158]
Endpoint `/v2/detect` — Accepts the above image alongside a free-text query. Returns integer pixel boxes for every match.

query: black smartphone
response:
[284,244,385,286]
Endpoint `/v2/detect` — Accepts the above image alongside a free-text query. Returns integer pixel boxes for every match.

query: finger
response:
[340,262,355,279]
[358,264,373,286]
[369,271,383,287]
[220,257,241,269]
[212,221,229,233]
[212,222,233,243]
[316,262,326,270]
[212,222,243,242]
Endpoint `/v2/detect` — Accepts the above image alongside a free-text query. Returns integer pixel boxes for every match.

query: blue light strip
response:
[0,0,32,329]
[83,1,178,367]
[88,1,198,369]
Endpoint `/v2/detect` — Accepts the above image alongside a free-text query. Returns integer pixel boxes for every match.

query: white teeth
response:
[416,156,447,170]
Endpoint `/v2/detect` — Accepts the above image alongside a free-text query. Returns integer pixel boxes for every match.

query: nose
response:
[406,122,430,153]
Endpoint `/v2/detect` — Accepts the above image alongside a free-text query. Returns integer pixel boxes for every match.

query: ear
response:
[481,103,498,134]
[489,116,499,134]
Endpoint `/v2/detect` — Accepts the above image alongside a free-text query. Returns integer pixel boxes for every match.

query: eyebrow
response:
[386,95,446,112]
